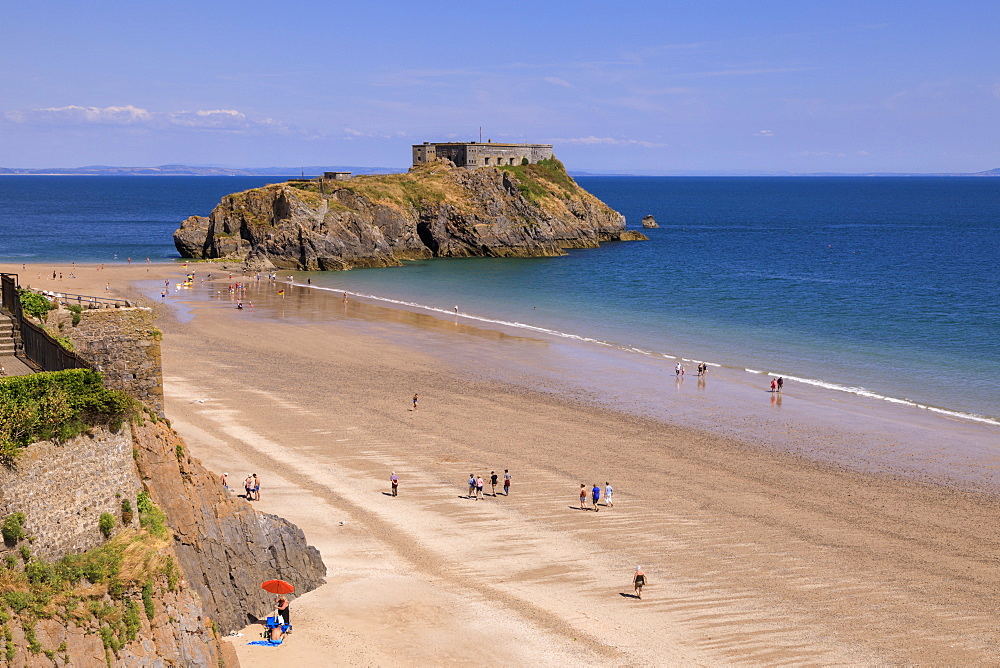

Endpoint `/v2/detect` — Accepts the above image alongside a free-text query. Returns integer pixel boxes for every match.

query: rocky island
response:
[173,157,646,271]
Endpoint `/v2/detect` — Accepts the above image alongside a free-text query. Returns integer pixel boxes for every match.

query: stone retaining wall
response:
[0,426,141,560]
[62,307,165,416]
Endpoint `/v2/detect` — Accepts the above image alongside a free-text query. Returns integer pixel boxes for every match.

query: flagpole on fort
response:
[479,127,482,143]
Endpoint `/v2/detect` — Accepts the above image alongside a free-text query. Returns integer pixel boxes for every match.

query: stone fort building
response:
[412,142,554,169]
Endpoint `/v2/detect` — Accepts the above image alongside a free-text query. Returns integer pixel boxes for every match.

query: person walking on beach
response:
[633,566,647,599]
[605,482,613,508]
[777,377,784,392]
[503,469,511,495]
[252,474,260,501]
[390,472,399,497]
[476,475,485,500]
[468,474,476,499]
[770,378,778,393]
[244,475,253,501]
[490,471,498,496]
[580,484,588,510]
[412,394,419,411]
[675,362,682,377]
[591,483,601,511]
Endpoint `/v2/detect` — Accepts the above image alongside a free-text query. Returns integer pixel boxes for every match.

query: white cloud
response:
[549,136,667,148]
[542,77,574,89]
[754,129,774,137]
[4,104,289,133]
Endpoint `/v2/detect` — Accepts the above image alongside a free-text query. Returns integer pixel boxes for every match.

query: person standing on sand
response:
[605,482,613,508]
[390,472,399,496]
[490,471,498,496]
[633,566,647,599]
[777,377,784,392]
[592,483,601,511]
[468,474,476,499]
[412,394,419,410]
[770,378,778,393]
[675,362,681,376]
[252,473,260,501]
[503,469,511,495]
[220,473,228,490]
[275,595,290,626]
[244,475,253,500]
[476,475,485,500]
[580,484,587,510]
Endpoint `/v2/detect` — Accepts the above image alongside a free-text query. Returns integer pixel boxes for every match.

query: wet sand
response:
[6,262,1000,664]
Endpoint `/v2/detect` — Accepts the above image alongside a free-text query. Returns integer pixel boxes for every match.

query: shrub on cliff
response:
[17,289,55,322]
[0,370,136,463]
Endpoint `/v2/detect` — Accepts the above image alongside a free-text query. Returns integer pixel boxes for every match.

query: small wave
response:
[770,373,1000,426]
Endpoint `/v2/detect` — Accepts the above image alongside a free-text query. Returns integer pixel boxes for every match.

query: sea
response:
[1,174,998,425]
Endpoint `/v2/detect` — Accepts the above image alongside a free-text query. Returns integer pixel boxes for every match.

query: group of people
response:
[769,376,785,392]
[385,470,512,498]
[465,470,511,499]
[675,362,710,376]
[579,482,614,511]
[244,473,261,500]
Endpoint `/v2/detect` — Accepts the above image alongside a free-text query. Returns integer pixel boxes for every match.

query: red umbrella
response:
[261,579,294,594]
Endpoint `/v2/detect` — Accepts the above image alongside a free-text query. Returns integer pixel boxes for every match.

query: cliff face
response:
[132,419,326,634]
[174,159,646,270]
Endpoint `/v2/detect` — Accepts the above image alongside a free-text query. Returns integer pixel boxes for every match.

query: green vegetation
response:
[136,492,168,539]
[53,335,75,352]
[0,526,176,661]
[175,443,183,461]
[66,304,83,326]
[141,581,154,621]
[98,513,116,539]
[120,500,133,526]
[17,289,54,322]
[0,369,137,464]
[1,513,27,545]
[499,157,578,204]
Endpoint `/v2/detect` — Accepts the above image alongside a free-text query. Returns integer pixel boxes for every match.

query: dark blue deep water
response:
[1,175,998,420]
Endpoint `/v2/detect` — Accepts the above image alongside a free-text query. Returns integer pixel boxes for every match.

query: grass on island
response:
[282,158,600,217]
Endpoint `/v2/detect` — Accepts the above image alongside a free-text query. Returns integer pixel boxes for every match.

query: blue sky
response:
[1,0,998,173]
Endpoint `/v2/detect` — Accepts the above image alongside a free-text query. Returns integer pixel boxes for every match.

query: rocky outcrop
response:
[642,214,659,228]
[132,419,326,634]
[0,417,324,665]
[174,159,647,270]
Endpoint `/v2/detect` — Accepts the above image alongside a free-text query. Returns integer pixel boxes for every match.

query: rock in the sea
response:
[174,159,647,270]
[642,214,659,228]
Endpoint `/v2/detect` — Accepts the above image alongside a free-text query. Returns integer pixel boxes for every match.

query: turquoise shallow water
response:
[1,175,998,422]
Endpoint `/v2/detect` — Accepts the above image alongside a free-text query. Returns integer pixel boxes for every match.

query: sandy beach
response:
[6,261,1000,664]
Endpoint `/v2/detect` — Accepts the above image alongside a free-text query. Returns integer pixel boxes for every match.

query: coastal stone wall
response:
[0,426,141,560]
[61,307,165,416]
